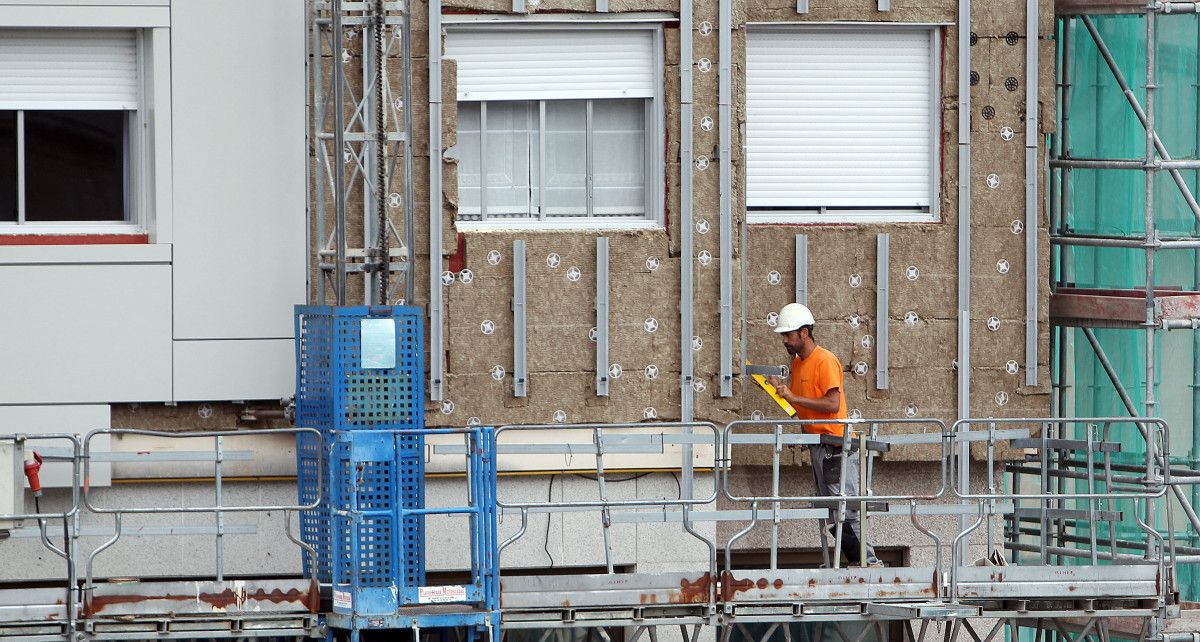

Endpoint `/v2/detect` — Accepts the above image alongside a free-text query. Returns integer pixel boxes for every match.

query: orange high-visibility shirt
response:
[790,346,848,436]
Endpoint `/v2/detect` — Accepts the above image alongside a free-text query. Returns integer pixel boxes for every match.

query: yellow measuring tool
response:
[746,361,796,417]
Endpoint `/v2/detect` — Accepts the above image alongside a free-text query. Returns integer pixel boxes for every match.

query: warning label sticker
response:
[333,588,353,610]
[418,585,468,604]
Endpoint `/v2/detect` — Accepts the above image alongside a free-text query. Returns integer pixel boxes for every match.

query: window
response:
[446,26,662,228]
[0,29,140,229]
[745,25,941,224]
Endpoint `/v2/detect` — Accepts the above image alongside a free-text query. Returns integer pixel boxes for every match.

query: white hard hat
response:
[774,303,815,334]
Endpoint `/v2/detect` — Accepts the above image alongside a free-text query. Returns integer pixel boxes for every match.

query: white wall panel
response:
[0,264,171,403]
[173,339,294,401]
[0,405,111,487]
[170,0,306,341]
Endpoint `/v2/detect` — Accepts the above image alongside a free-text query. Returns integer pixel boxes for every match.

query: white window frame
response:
[744,23,943,225]
[445,19,666,232]
[0,3,170,238]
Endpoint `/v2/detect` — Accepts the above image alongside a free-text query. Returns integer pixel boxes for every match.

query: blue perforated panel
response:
[295,305,424,433]
[294,306,426,592]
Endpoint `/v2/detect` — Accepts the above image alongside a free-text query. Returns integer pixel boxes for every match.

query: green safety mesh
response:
[1058,12,1200,602]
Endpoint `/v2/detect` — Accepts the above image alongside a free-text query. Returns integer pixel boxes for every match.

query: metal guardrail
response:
[721,418,951,574]
[82,427,324,591]
[0,433,81,640]
[0,417,1188,638]
[490,422,721,582]
[951,417,1173,603]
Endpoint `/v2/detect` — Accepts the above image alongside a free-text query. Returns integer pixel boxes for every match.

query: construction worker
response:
[766,302,882,568]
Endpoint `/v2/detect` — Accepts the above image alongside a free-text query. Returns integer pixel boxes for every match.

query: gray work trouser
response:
[810,444,879,565]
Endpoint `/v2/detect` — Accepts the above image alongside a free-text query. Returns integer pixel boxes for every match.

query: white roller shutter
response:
[0,29,139,110]
[446,28,655,101]
[746,27,934,211]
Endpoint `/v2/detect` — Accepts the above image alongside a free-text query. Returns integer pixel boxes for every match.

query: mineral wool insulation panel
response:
[745,27,935,209]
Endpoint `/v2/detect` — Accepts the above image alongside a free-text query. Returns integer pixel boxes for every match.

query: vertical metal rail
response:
[718,0,733,397]
[402,0,415,303]
[514,240,528,397]
[1144,7,1159,427]
[1025,0,1040,387]
[680,0,695,420]
[1054,16,1075,423]
[876,234,889,390]
[1193,11,1200,559]
[769,424,782,570]
[429,0,444,400]
[1086,423,1099,564]
[596,237,611,396]
[956,0,974,562]
[1040,422,1050,564]
[1143,11,1167,576]
[593,427,615,574]
[985,421,995,556]
[214,435,225,582]
[795,234,808,306]
[307,4,318,304]
[332,0,348,305]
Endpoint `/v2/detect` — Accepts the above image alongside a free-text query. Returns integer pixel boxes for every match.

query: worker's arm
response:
[766,377,842,414]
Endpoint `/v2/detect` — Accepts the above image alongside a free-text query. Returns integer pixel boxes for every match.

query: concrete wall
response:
[328,0,1061,446]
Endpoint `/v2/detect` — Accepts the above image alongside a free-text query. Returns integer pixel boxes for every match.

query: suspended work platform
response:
[0,415,1192,641]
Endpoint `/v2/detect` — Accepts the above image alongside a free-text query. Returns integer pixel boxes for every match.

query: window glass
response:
[455,98,649,223]
[544,100,586,217]
[483,101,534,219]
[592,99,645,217]
[0,111,14,222]
[457,103,482,219]
[24,110,125,222]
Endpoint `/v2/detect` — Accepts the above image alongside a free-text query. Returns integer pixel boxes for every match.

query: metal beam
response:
[1025,0,1039,387]
[876,234,889,390]
[428,0,444,400]
[795,234,808,306]
[680,0,695,420]
[596,237,610,396]
[718,0,733,397]
[514,239,528,397]
[956,0,973,564]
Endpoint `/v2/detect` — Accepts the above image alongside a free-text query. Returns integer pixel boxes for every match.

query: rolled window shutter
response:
[446,28,655,101]
[746,27,933,209]
[0,29,138,110]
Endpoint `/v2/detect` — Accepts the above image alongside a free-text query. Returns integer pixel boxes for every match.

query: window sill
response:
[455,219,663,233]
[0,231,149,246]
[747,210,938,225]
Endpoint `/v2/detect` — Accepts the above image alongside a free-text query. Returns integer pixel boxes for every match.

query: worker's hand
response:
[767,376,790,400]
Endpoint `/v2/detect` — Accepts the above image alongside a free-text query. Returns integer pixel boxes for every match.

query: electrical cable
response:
[543,474,554,567]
